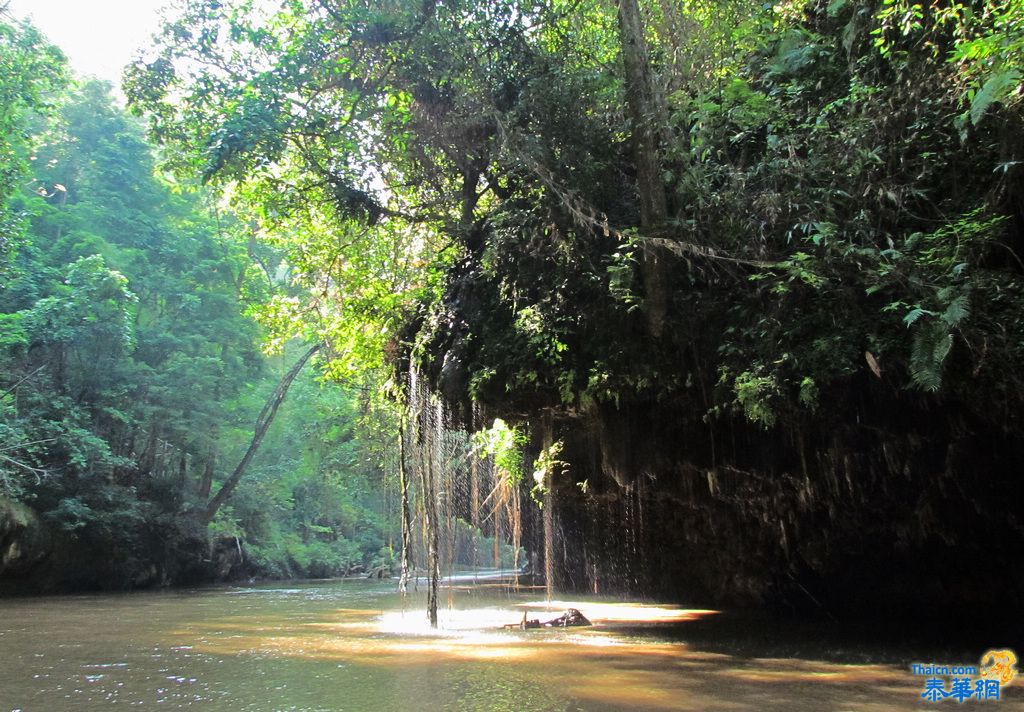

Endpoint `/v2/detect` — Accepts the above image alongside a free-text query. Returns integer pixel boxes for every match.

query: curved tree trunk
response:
[202,342,321,525]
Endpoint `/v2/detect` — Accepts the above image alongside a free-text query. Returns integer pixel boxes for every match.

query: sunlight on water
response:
[526,599,718,624]
[1,580,1019,711]
[184,597,723,667]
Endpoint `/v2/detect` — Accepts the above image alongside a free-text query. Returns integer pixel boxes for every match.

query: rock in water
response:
[504,608,591,629]
[543,608,591,627]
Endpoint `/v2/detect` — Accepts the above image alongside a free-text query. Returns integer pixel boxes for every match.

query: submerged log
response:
[504,608,592,630]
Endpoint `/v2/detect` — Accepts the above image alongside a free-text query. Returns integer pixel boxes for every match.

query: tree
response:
[616,0,669,338]
[0,10,65,268]
[1,82,265,587]
[124,0,1024,613]
[203,341,320,524]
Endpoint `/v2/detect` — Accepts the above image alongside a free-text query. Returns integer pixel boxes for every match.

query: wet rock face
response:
[542,383,1024,618]
[414,293,1024,618]
[439,349,469,404]
[0,498,52,580]
[0,503,249,593]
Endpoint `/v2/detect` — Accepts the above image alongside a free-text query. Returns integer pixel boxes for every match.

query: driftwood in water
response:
[504,608,592,630]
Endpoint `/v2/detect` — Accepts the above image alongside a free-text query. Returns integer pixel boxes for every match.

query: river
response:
[0,577,1018,711]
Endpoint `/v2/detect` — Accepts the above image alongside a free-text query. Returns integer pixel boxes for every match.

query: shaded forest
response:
[3,0,1024,617]
[0,21,398,590]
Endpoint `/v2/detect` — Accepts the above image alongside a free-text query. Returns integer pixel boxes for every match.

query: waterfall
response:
[410,367,440,627]
[535,416,555,603]
[399,363,552,627]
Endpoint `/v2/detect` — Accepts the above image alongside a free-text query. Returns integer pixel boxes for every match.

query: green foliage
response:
[124,0,461,385]
[121,0,1024,415]
[0,76,399,588]
[115,0,1024,590]
[0,12,66,267]
[473,418,528,486]
[970,68,1021,126]
[25,254,137,350]
[874,1,1024,125]
[909,321,951,393]
[218,367,395,579]
[530,439,566,502]
[0,81,390,588]
[730,369,780,428]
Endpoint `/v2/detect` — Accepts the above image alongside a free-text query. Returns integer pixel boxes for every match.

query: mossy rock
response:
[0,497,52,577]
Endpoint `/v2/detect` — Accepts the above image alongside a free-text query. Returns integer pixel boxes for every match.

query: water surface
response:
[0,578,1018,711]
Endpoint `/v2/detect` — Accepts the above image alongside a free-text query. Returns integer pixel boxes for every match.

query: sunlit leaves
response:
[472,417,528,486]
[123,0,1024,439]
[0,14,66,264]
[873,1,1024,126]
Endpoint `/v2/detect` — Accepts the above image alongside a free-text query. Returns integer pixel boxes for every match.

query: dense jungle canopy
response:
[0,14,401,589]
[2,0,1023,615]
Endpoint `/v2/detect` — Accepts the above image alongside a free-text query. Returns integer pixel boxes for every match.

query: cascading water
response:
[400,365,550,627]
[412,368,441,627]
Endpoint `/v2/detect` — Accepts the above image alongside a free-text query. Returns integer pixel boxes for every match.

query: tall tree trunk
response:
[177,450,188,490]
[469,444,480,574]
[202,342,321,524]
[398,414,414,595]
[416,411,440,628]
[198,447,215,499]
[141,424,159,475]
[541,418,556,602]
[617,0,669,338]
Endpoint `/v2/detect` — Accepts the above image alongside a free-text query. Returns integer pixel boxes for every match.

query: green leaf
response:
[932,332,953,366]
[970,68,1022,125]
[827,0,849,17]
[909,322,952,392]
[940,295,969,327]
[903,307,934,327]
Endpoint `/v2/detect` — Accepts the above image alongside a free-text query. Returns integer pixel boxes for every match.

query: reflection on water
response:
[0,580,1019,711]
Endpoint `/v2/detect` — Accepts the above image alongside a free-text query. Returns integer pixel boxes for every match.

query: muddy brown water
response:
[0,578,1019,710]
